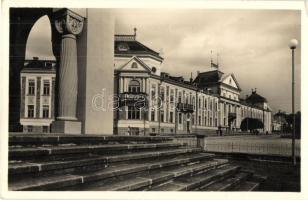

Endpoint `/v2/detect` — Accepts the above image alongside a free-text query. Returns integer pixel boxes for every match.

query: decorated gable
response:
[118,57,151,72]
[222,74,241,90]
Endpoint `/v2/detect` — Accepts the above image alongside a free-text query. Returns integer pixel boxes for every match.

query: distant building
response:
[193,68,272,133]
[240,89,272,133]
[193,68,242,132]
[20,58,56,133]
[272,111,288,132]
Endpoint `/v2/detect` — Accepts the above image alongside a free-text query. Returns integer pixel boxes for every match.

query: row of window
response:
[27,80,51,95]
[151,84,218,111]
[27,105,50,118]
[26,125,49,133]
[127,106,218,127]
[151,127,174,133]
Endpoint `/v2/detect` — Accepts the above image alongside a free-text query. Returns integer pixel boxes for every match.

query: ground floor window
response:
[43,126,49,133]
[128,106,140,120]
[28,125,33,132]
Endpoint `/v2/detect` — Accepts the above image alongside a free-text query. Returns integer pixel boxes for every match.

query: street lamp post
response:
[289,38,298,166]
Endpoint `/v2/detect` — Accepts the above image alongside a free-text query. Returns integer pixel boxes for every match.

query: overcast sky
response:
[26,9,301,113]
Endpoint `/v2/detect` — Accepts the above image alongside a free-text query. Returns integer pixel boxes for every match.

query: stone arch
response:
[9,8,61,131]
[25,15,55,60]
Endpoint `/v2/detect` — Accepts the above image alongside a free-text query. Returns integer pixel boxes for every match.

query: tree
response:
[240,118,264,132]
[285,111,301,139]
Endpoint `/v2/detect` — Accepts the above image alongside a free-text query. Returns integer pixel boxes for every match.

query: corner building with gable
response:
[113,32,272,136]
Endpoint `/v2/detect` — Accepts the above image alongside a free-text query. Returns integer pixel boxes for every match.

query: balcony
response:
[119,92,148,107]
[177,102,194,113]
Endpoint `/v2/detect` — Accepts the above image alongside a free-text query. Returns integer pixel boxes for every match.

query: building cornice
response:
[115,54,163,62]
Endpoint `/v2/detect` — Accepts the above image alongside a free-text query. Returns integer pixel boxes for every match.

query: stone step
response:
[80,159,229,191]
[9,142,183,160]
[249,174,267,184]
[9,153,216,191]
[201,171,252,191]
[150,165,240,191]
[9,148,203,176]
[9,134,173,146]
[232,181,260,191]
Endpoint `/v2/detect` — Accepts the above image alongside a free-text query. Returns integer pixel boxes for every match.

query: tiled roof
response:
[21,59,56,73]
[246,91,267,103]
[115,35,163,60]
[193,69,224,86]
[160,73,197,89]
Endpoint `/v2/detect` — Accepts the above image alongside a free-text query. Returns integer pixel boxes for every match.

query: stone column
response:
[51,9,84,134]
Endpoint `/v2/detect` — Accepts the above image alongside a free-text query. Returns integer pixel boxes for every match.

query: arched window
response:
[128,80,140,93]
[131,62,138,68]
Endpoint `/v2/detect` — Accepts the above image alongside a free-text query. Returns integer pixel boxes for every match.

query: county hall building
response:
[19,31,272,135]
[113,32,272,135]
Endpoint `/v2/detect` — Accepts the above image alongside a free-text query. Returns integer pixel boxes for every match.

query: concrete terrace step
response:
[9,153,216,191]
[201,171,252,191]
[81,159,229,191]
[232,181,260,191]
[150,165,240,191]
[9,148,203,176]
[9,134,173,146]
[9,142,183,160]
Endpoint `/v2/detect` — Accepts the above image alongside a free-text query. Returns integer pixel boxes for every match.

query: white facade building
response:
[113,32,272,135]
[20,58,56,133]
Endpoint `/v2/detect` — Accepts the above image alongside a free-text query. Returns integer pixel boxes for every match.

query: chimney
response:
[133,27,137,40]
[190,72,193,83]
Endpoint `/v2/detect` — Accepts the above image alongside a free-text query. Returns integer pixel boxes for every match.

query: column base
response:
[51,120,81,134]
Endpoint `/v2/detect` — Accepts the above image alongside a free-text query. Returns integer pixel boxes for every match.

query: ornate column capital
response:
[54,9,84,36]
